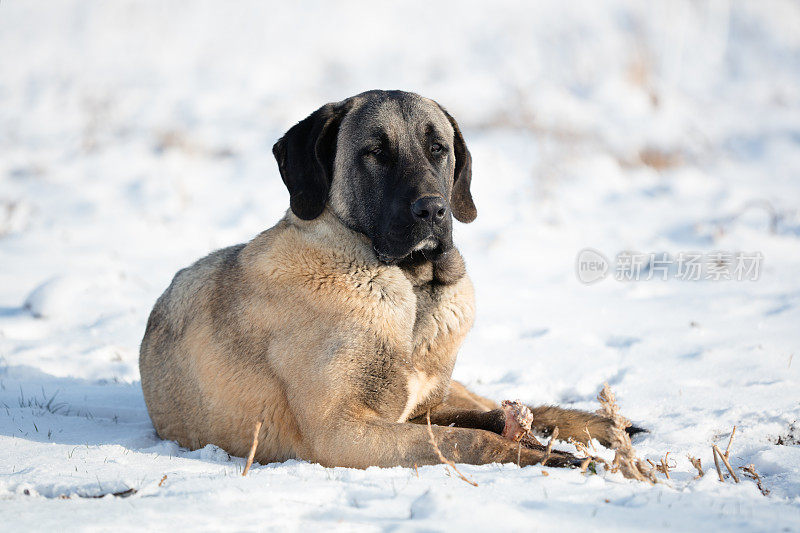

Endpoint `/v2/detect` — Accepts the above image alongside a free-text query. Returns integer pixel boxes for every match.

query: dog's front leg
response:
[410,406,538,443]
[417,403,646,449]
[303,416,582,469]
[436,382,646,448]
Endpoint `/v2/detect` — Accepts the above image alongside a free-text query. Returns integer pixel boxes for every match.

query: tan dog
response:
[140,90,639,469]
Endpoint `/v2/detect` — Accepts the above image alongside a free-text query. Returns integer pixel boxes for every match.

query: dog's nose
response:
[411,196,447,224]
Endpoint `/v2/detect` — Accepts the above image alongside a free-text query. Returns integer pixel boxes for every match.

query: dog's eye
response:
[430,143,443,154]
[370,147,382,156]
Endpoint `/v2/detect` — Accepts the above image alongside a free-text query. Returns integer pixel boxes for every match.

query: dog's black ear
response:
[272,101,350,220]
[439,106,476,223]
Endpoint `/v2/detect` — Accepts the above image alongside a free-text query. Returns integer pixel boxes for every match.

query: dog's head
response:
[273,90,475,264]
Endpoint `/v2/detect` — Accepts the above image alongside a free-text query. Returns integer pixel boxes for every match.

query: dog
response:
[140,90,640,469]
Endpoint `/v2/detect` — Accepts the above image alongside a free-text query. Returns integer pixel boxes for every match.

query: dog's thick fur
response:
[140,90,632,469]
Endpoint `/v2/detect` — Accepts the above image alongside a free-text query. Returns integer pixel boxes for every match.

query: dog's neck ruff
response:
[284,207,465,287]
[286,207,379,264]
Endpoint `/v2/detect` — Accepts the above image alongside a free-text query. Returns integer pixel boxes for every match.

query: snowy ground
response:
[2,1,800,530]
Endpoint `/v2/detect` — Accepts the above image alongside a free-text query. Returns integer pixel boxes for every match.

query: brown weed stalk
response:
[242,420,263,476]
[426,410,478,487]
[596,383,654,483]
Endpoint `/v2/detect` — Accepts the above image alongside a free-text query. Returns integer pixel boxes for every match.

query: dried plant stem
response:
[708,427,740,482]
[541,427,559,466]
[570,438,590,458]
[713,444,739,482]
[712,446,725,482]
[647,452,673,479]
[740,464,769,496]
[726,426,737,456]
[426,410,478,487]
[709,427,768,495]
[584,427,597,453]
[569,437,607,474]
[660,452,673,479]
[242,420,262,477]
[688,455,704,479]
[596,383,654,483]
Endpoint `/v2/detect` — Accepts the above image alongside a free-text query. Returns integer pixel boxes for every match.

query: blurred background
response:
[1,0,800,520]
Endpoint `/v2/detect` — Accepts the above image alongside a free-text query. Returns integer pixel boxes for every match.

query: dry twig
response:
[648,452,674,479]
[710,426,739,482]
[714,426,740,482]
[568,437,607,474]
[712,446,724,482]
[242,420,262,477]
[660,452,674,479]
[584,427,597,453]
[709,427,769,496]
[740,464,770,496]
[687,456,704,479]
[426,410,478,486]
[541,427,559,466]
[726,426,737,456]
[570,438,591,459]
[596,383,654,483]
[713,444,739,483]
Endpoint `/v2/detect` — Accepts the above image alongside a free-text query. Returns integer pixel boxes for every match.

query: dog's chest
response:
[396,370,443,422]
[351,261,473,422]
[387,278,473,422]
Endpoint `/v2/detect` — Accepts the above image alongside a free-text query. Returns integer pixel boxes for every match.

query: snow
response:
[2,0,800,530]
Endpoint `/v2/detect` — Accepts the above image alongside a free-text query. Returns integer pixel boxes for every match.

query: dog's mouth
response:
[413,237,438,252]
[374,247,400,264]
[374,239,448,265]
